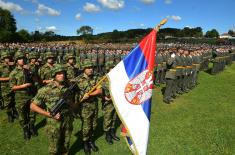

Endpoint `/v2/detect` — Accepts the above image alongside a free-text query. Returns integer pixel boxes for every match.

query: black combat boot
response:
[29,123,38,137]
[12,107,19,119]
[105,131,113,145]
[110,129,120,141]
[83,141,91,155]
[7,112,14,123]
[89,140,98,152]
[23,126,31,140]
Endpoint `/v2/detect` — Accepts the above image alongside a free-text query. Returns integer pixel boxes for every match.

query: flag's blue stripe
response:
[123,45,148,78]
[127,136,133,145]
[141,99,151,120]
[123,45,151,121]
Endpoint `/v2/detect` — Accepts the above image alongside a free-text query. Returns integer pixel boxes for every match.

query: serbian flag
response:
[108,29,157,155]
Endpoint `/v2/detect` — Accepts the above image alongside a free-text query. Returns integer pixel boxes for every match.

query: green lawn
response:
[0,64,235,155]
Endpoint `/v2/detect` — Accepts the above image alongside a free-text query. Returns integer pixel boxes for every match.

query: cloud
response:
[140,23,145,27]
[140,0,155,4]
[0,0,24,12]
[75,13,81,20]
[167,15,182,22]
[35,4,60,16]
[24,0,38,4]
[46,26,57,31]
[83,2,100,12]
[98,0,124,10]
[164,0,172,4]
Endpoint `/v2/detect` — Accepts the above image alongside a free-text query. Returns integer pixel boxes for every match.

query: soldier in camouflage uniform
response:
[9,52,34,140]
[64,53,77,81]
[38,51,55,85]
[102,62,120,145]
[30,64,74,155]
[28,52,41,136]
[72,59,102,155]
[0,51,15,122]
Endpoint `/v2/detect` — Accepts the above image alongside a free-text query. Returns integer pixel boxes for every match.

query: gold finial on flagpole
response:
[154,18,168,32]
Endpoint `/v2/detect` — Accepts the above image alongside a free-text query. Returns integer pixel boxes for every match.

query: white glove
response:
[171,53,176,58]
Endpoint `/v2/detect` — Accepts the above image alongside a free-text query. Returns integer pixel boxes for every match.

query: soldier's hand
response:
[53,113,61,121]
[82,93,90,100]
[23,65,29,70]
[24,83,32,88]
[105,96,111,101]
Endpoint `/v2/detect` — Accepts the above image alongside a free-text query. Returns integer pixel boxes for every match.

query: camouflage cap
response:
[81,59,94,69]
[45,51,55,59]
[28,52,38,60]
[51,64,65,77]
[65,53,75,61]
[1,51,11,59]
[14,51,25,61]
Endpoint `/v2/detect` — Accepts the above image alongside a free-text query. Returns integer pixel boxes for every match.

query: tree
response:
[0,7,17,33]
[228,30,234,36]
[77,26,93,36]
[17,29,31,42]
[205,29,219,38]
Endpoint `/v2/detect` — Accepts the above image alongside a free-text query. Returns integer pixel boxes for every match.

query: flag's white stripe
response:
[108,61,149,155]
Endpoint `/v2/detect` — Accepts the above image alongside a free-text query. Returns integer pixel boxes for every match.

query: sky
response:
[0,0,235,36]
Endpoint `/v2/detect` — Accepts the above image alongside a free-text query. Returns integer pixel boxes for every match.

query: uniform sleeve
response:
[9,71,17,88]
[31,87,46,106]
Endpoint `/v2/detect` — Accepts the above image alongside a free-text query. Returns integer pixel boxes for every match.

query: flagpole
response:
[154,18,168,32]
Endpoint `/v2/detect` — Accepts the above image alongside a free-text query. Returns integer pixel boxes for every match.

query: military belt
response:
[176,66,185,69]
[169,69,176,72]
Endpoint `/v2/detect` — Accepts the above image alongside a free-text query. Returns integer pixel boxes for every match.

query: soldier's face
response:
[47,58,54,64]
[30,58,36,63]
[55,72,65,82]
[17,58,24,66]
[4,58,10,63]
[68,58,74,64]
[84,68,93,76]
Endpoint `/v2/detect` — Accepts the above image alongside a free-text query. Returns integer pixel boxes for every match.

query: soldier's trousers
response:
[102,101,117,132]
[46,115,73,155]
[163,78,175,100]
[16,99,31,128]
[80,101,98,141]
[2,92,14,113]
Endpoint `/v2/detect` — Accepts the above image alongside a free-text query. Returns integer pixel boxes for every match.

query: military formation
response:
[0,43,235,155]
[154,45,235,104]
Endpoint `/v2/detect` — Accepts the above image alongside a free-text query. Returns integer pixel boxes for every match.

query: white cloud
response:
[98,0,124,10]
[164,0,172,4]
[24,0,38,4]
[83,2,100,12]
[0,0,24,12]
[46,26,57,31]
[75,13,81,20]
[35,4,60,16]
[140,23,145,27]
[141,0,155,4]
[167,15,182,22]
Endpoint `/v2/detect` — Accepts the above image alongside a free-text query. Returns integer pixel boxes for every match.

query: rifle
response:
[49,83,77,117]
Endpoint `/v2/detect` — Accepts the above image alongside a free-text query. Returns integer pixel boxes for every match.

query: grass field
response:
[0,64,235,155]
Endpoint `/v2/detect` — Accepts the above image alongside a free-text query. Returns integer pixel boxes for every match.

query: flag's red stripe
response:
[139,29,156,71]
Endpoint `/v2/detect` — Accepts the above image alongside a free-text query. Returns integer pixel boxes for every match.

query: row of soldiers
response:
[0,50,120,155]
[153,46,235,104]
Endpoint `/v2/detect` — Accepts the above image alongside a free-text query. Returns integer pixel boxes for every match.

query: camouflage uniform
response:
[38,52,55,84]
[32,80,74,155]
[102,62,120,144]
[9,52,34,139]
[72,59,101,153]
[0,51,15,122]
[64,53,77,80]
